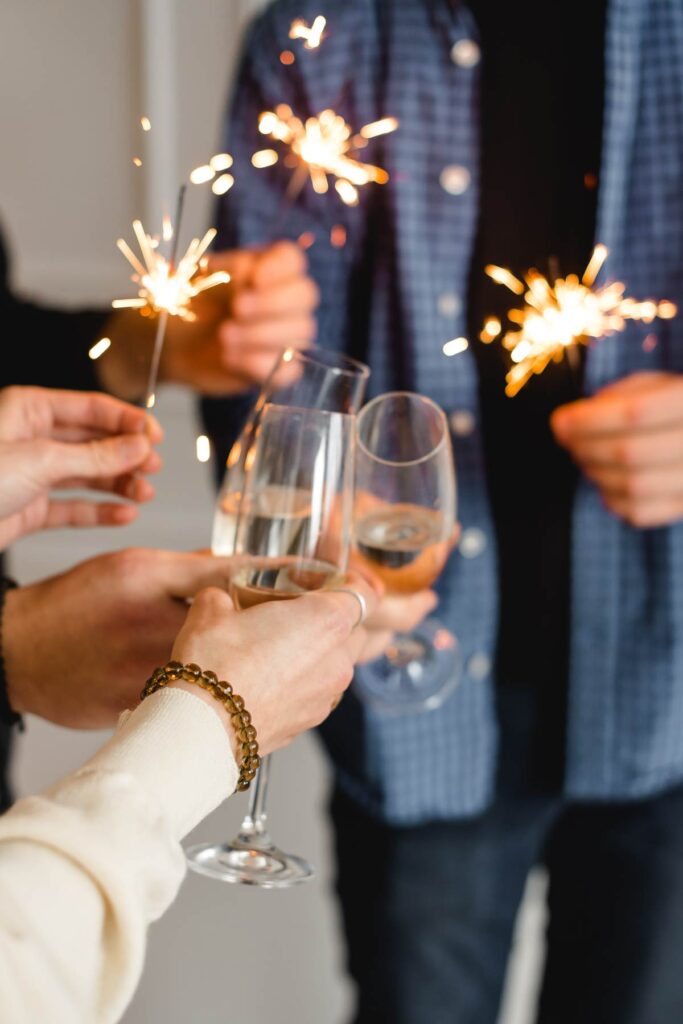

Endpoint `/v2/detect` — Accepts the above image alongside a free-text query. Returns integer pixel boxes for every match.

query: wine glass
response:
[212,346,369,558]
[352,391,459,713]
[186,348,369,887]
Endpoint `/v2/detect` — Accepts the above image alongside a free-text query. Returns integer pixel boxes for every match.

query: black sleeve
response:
[0,228,109,393]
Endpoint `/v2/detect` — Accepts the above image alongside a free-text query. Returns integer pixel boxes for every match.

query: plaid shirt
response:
[209,0,683,824]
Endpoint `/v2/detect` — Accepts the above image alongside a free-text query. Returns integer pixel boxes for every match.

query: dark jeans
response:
[331,782,683,1024]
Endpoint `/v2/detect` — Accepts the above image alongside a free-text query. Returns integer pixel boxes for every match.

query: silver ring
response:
[330,587,368,628]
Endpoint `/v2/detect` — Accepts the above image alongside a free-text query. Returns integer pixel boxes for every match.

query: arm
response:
[0,579,381,1021]
[0,687,235,1024]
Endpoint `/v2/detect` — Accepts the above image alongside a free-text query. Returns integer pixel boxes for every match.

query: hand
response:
[551,371,683,528]
[97,241,318,399]
[170,574,379,756]
[0,386,162,548]
[3,548,236,728]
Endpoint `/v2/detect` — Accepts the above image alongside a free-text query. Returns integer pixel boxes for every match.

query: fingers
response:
[46,389,163,442]
[583,462,683,501]
[40,433,154,488]
[157,551,238,600]
[552,373,683,442]
[231,274,319,323]
[601,492,683,529]
[564,426,683,471]
[43,499,139,530]
[218,320,315,375]
[250,241,308,289]
[364,590,439,633]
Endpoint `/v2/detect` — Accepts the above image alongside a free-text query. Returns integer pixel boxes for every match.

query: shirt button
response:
[467,652,491,681]
[450,410,475,437]
[460,527,487,558]
[440,164,471,195]
[451,39,481,68]
[437,292,461,317]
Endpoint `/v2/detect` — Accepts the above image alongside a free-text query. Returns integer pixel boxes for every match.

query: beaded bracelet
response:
[140,661,260,791]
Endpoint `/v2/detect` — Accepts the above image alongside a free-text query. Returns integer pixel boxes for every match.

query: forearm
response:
[0,689,236,1023]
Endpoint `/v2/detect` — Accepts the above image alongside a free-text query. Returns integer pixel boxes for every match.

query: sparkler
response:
[482,245,678,397]
[255,105,397,207]
[289,15,326,49]
[113,186,231,408]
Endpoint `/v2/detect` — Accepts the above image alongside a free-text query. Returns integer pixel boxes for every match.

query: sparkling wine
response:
[230,557,342,609]
[354,504,449,594]
[212,485,312,557]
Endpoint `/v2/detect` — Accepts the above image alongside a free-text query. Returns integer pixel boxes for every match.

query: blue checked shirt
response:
[208,0,683,824]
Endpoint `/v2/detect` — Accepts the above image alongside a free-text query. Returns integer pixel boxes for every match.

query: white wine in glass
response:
[353,391,459,713]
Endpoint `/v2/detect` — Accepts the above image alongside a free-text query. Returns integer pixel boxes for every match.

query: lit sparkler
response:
[289,15,326,49]
[113,187,231,407]
[255,105,398,207]
[482,245,678,397]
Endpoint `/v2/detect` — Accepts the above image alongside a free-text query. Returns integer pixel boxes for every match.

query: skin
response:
[170,575,380,756]
[552,371,683,529]
[97,241,319,400]
[0,386,162,547]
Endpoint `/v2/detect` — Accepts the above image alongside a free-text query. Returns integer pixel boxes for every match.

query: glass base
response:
[353,617,461,714]
[186,835,314,889]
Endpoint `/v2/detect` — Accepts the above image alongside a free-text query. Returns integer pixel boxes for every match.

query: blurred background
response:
[0,2,544,1020]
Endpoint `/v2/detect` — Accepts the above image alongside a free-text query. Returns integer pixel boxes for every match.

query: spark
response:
[189,164,215,185]
[251,149,279,169]
[443,337,469,357]
[210,152,233,171]
[212,173,235,195]
[113,220,231,322]
[88,337,111,360]
[255,106,396,206]
[133,157,143,167]
[196,434,211,463]
[140,116,152,132]
[289,15,326,49]
[483,246,678,396]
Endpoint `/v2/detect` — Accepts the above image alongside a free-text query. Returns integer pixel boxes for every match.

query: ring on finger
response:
[329,586,368,628]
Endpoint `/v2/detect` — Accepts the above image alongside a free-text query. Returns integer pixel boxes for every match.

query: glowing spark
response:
[280,50,296,65]
[88,337,111,360]
[133,157,143,167]
[330,224,347,248]
[162,214,173,242]
[147,393,156,409]
[212,173,235,195]
[140,116,152,132]
[196,434,211,463]
[251,149,279,169]
[289,15,326,49]
[443,337,469,357]
[114,220,231,322]
[210,152,233,171]
[360,117,400,140]
[255,106,396,205]
[483,246,678,397]
[190,164,215,185]
[480,317,502,343]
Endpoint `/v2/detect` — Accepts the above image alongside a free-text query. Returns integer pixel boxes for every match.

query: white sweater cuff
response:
[72,688,238,839]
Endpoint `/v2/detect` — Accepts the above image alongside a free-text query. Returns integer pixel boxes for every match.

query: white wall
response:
[0,3,542,1021]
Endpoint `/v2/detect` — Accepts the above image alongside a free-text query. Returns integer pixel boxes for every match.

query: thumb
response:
[159,551,238,600]
[42,433,152,485]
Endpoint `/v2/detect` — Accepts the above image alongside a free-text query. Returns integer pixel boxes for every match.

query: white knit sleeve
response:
[0,688,237,1024]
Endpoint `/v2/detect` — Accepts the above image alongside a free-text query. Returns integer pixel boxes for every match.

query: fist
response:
[552,372,683,528]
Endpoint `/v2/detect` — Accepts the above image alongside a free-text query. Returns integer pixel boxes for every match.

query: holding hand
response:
[99,241,319,398]
[0,386,162,548]
[552,371,683,528]
[171,573,379,755]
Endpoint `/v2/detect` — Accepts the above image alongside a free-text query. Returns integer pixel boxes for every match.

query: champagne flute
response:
[352,392,460,713]
[212,346,369,558]
[187,348,368,887]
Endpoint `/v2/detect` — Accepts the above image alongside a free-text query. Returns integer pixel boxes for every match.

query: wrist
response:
[168,680,238,760]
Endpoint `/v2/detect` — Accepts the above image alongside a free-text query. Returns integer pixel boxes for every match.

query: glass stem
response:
[242,753,271,837]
